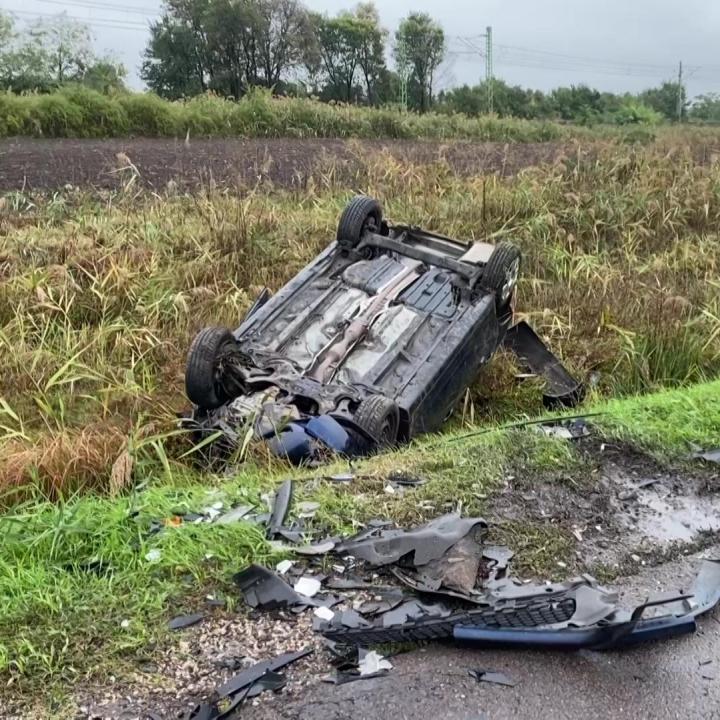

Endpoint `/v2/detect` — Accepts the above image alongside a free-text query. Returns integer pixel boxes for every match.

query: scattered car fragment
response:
[168,612,205,631]
[503,320,584,408]
[690,448,720,464]
[184,195,579,464]
[468,669,517,687]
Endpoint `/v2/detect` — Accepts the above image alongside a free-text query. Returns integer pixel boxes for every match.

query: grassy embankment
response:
[0,138,719,693]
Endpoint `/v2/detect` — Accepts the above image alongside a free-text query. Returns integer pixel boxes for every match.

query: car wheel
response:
[354,395,400,448]
[482,242,521,312]
[185,326,236,409]
[336,195,382,249]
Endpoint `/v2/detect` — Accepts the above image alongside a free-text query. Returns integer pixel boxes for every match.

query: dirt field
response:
[0,137,570,192]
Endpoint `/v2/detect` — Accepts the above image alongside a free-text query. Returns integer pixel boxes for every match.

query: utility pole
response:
[676,61,683,122]
[399,66,409,112]
[485,25,494,114]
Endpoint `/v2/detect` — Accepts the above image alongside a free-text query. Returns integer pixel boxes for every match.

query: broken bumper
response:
[266,414,355,464]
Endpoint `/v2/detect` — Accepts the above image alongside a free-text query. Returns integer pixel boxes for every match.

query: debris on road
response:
[358,649,393,675]
[293,576,322,598]
[468,669,517,687]
[233,564,311,611]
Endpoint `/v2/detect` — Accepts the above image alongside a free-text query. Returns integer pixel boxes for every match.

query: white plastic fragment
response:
[120,619,130,629]
[276,560,295,574]
[314,606,335,621]
[293,576,321,598]
[145,548,161,562]
[358,650,393,675]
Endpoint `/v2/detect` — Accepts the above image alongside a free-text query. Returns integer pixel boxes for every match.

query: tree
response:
[0,12,98,92]
[354,3,386,105]
[143,0,313,99]
[690,93,720,123]
[639,81,686,121]
[256,0,313,88]
[549,84,605,123]
[80,60,127,93]
[394,12,444,112]
[29,14,93,84]
[312,11,365,102]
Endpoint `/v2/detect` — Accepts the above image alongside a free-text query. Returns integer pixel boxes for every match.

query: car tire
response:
[336,195,382,249]
[185,326,236,409]
[482,241,521,311]
[354,395,400,448]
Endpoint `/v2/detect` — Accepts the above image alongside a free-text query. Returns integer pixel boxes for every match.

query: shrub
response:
[117,92,179,136]
[58,85,129,137]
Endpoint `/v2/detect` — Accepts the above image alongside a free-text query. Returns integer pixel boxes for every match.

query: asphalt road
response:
[246,549,720,720]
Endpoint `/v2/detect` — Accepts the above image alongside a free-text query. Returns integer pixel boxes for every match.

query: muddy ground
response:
[17,437,715,720]
[0,138,572,192]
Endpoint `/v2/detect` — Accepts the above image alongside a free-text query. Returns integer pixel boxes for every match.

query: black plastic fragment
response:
[233,564,307,610]
[168,612,205,631]
[267,480,293,539]
[217,648,313,698]
[503,320,584,408]
[323,670,389,685]
[468,669,516,687]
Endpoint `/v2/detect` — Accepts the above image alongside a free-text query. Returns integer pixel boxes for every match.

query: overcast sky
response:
[5,0,720,99]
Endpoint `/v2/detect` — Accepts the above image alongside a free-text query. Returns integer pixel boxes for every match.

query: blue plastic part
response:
[453,614,697,650]
[267,424,312,464]
[303,415,350,453]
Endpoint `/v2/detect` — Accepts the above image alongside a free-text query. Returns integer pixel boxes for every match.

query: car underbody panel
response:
[185,196,577,464]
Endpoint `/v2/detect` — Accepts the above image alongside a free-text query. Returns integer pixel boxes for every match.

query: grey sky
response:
[4,0,720,99]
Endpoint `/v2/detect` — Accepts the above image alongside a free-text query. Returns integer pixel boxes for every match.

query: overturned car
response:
[185,196,576,463]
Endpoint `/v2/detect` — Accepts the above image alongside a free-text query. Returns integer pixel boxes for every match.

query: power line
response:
[36,0,160,16]
[9,9,151,30]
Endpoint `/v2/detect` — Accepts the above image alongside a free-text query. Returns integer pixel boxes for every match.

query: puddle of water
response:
[635,491,720,542]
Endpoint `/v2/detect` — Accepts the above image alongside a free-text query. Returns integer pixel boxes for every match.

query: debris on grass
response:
[168,613,205,631]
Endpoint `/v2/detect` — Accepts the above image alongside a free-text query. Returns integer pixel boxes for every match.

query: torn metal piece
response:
[217,648,313,698]
[233,564,309,610]
[335,514,487,567]
[168,613,205,631]
[503,320,584,408]
[267,480,293,539]
[468,669,516,687]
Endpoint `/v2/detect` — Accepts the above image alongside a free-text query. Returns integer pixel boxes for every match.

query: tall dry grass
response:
[0,139,718,498]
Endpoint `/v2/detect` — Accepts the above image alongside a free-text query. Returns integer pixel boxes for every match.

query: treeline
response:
[142,0,445,112]
[0,12,125,94]
[4,3,720,126]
